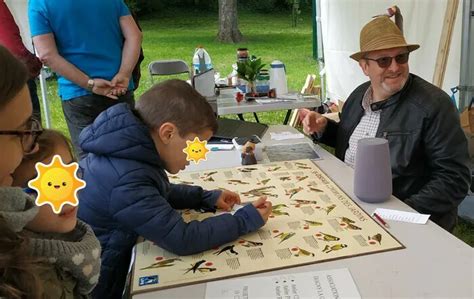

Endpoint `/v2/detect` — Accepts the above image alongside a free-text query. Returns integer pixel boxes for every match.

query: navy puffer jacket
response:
[77,103,264,298]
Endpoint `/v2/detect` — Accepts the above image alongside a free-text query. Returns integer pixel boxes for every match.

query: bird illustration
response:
[345,223,362,230]
[292,199,317,205]
[322,244,348,254]
[295,247,315,257]
[203,176,215,182]
[324,204,336,215]
[339,217,355,224]
[227,179,250,185]
[279,176,291,181]
[296,176,308,182]
[318,232,340,242]
[213,245,238,256]
[308,187,323,192]
[258,178,271,185]
[286,187,303,199]
[368,233,382,245]
[240,168,258,173]
[140,258,182,270]
[203,171,217,177]
[268,166,281,172]
[196,267,216,273]
[271,210,290,217]
[178,180,194,185]
[274,232,296,244]
[272,204,289,210]
[240,239,263,247]
[184,260,206,274]
[304,220,323,226]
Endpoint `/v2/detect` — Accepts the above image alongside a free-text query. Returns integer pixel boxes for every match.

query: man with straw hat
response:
[302,15,470,232]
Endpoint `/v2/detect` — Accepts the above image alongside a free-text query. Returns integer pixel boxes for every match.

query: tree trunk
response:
[217,0,243,43]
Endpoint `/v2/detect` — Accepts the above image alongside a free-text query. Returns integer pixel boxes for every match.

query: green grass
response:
[38,9,474,247]
[40,9,316,135]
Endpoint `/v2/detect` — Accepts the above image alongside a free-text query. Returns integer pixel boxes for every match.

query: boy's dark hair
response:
[135,79,218,136]
[23,129,76,164]
[0,45,28,110]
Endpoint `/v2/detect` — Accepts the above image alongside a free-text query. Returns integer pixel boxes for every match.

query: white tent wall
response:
[5,0,33,52]
[320,0,463,103]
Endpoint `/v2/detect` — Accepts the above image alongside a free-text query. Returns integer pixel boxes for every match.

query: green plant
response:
[236,56,265,83]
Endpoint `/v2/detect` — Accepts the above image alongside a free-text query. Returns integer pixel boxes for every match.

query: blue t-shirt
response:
[29,0,133,100]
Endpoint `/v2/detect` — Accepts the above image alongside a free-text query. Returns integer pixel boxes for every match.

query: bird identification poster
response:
[131,160,403,294]
[204,268,361,299]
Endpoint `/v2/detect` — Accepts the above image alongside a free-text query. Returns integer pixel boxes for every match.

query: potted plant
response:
[237,55,265,95]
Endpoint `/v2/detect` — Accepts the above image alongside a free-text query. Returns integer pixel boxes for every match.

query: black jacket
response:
[318,74,470,231]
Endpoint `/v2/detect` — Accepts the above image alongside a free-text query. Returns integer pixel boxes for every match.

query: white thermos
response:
[269,60,288,96]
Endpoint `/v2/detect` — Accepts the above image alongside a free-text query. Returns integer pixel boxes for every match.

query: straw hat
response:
[350,16,419,61]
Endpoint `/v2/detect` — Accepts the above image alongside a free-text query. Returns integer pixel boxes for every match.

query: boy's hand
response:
[252,196,272,223]
[216,189,241,211]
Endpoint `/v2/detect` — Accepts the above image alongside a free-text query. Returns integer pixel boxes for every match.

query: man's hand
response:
[252,196,272,223]
[301,109,328,135]
[110,72,129,97]
[91,79,118,100]
[215,189,241,211]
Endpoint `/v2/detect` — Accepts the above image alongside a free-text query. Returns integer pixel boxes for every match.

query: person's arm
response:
[404,98,470,216]
[110,171,264,256]
[110,15,142,95]
[0,1,42,78]
[32,34,117,99]
[167,183,221,210]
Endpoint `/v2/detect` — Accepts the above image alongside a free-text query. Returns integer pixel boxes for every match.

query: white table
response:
[133,125,474,299]
[210,89,321,124]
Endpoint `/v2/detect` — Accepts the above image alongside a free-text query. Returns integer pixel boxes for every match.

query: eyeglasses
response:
[365,52,410,68]
[0,118,43,154]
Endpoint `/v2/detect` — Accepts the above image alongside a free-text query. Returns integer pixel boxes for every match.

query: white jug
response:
[192,46,212,75]
[269,60,288,96]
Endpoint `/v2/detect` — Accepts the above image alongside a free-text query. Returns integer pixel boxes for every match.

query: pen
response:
[373,212,390,228]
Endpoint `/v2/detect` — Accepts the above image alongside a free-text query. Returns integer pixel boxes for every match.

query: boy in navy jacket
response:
[77,79,272,298]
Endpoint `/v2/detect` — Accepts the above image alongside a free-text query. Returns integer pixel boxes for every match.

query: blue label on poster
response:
[139,275,159,286]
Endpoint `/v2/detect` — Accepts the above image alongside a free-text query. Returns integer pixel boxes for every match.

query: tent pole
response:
[315,0,326,102]
[39,68,51,128]
[458,0,474,110]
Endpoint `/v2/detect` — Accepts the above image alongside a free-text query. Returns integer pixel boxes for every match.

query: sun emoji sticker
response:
[28,155,86,214]
[183,137,209,164]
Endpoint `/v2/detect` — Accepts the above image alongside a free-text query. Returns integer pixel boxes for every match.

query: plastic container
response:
[269,60,288,96]
[256,69,270,93]
[192,46,212,75]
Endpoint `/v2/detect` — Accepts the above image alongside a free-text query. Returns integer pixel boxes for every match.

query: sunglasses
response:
[365,52,410,68]
[0,118,44,154]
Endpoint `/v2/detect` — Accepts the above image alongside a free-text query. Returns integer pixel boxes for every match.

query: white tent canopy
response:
[319,0,463,103]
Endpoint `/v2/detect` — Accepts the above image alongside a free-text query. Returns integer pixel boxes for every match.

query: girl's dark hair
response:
[0,216,44,299]
[0,45,29,110]
[136,79,218,136]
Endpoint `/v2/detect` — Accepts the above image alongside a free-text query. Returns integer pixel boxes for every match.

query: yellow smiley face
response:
[40,167,74,201]
[183,137,209,164]
[29,155,86,214]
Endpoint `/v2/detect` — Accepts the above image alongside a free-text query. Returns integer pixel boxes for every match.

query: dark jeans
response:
[27,79,42,122]
[61,92,135,160]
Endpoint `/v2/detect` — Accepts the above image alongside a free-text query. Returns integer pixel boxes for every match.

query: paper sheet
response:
[270,131,305,141]
[205,268,361,299]
[374,208,430,224]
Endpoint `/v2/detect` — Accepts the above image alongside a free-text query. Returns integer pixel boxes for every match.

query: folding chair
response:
[148,59,190,84]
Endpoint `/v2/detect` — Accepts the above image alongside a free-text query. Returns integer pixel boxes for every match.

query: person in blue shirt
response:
[78,79,273,298]
[28,0,142,159]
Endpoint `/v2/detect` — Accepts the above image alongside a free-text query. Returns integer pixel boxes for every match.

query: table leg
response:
[283,109,292,125]
[238,114,245,121]
[253,113,260,123]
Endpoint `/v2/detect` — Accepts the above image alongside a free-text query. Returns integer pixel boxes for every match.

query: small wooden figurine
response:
[241,141,257,165]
